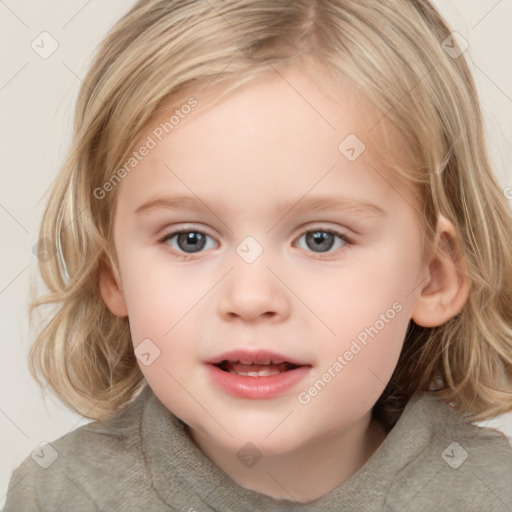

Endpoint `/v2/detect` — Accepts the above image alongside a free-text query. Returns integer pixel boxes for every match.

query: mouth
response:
[205,349,311,398]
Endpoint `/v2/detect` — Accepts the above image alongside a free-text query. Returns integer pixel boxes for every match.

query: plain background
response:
[1,1,512,508]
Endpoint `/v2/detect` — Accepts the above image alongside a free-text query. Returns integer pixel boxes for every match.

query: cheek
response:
[123,279,201,411]
[118,252,220,383]
[299,240,419,406]
[120,247,210,334]
[298,279,411,424]
[310,238,419,341]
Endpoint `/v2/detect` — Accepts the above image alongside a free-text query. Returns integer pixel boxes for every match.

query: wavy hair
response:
[29,0,512,429]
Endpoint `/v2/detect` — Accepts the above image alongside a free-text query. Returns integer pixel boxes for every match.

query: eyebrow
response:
[134,194,386,218]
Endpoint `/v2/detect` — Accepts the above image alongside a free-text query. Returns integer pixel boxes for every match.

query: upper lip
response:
[205,349,310,366]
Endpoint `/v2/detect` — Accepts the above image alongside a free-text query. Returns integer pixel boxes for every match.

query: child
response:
[6,0,512,510]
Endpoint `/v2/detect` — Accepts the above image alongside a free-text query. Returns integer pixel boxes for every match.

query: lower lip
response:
[206,364,311,399]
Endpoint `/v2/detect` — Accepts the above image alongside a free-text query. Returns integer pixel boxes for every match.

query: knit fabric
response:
[5,385,512,511]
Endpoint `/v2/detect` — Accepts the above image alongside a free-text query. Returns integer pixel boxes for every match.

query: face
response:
[107,65,428,456]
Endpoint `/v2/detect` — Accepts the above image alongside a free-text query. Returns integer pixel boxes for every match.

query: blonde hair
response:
[30,0,512,429]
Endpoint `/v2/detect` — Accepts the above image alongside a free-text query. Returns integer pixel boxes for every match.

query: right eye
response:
[158,229,218,258]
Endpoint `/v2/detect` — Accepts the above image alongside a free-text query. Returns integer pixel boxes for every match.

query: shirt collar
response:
[139,385,435,511]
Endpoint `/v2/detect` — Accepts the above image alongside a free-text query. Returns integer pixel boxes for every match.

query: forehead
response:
[140,62,405,159]
[116,65,416,216]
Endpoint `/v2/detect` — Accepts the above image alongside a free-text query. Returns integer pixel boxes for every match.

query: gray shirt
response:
[5,385,512,511]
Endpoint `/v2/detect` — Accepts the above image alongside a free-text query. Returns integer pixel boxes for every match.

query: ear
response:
[411,215,470,327]
[99,255,128,318]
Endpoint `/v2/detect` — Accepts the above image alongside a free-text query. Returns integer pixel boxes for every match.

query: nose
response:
[217,259,291,323]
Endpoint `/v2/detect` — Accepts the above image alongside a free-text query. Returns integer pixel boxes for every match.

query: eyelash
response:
[157,227,353,261]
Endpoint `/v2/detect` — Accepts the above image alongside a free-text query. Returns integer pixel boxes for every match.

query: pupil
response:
[178,232,206,253]
[307,231,334,252]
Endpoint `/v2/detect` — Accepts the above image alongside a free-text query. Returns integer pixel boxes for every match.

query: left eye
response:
[294,229,350,254]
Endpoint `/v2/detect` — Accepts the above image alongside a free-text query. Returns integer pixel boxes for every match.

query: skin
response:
[100,63,469,503]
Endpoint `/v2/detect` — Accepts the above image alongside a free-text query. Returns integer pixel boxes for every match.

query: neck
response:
[188,412,388,504]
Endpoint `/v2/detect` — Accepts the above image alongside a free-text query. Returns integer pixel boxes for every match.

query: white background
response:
[1,1,512,508]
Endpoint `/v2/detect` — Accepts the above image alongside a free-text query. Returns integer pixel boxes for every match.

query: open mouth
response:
[215,360,300,377]
[206,352,311,398]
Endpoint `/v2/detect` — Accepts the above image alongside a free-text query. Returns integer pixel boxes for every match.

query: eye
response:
[158,229,217,256]
[294,228,351,255]
[157,226,352,260]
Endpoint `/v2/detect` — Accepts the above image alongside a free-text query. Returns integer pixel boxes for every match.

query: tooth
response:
[258,368,280,376]
[236,359,275,365]
[229,368,282,377]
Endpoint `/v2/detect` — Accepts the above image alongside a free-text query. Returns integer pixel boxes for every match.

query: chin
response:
[195,417,314,457]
